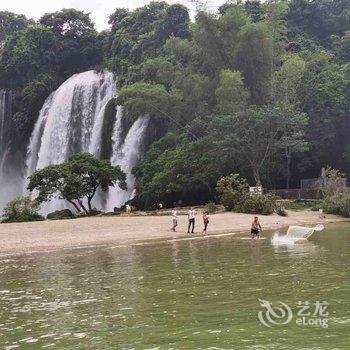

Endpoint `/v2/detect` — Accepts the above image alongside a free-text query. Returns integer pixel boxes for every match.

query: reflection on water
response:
[0,223,350,349]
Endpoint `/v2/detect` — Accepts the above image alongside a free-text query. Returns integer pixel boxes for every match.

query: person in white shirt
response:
[171,208,178,232]
[187,208,197,234]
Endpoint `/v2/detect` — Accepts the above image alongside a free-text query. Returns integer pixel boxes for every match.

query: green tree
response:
[287,0,350,45]
[39,9,102,77]
[105,2,190,81]
[193,5,250,77]
[212,105,308,185]
[299,50,349,174]
[273,55,305,106]
[0,11,33,44]
[27,153,127,213]
[235,22,274,104]
[273,54,307,187]
[216,174,249,211]
[215,69,250,114]
[263,0,289,60]
[154,4,191,44]
[0,25,59,88]
[333,31,350,63]
[133,137,223,208]
[117,82,182,120]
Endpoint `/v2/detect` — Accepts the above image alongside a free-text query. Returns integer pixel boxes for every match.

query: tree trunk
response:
[67,200,86,214]
[87,187,98,213]
[79,201,89,214]
[88,197,93,212]
[253,168,261,186]
[286,148,292,189]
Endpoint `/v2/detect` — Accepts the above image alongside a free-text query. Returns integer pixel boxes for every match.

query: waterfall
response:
[0,90,11,158]
[26,70,116,173]
[106,116,150,211]
[0,89,18,209]
[22,70,150,214]
[24,70,116,213]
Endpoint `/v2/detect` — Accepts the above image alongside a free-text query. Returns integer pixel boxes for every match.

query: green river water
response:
[0,223,349,349]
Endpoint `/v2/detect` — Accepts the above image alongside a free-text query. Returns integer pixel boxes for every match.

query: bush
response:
[216,174,277,215]
[321,195,350,217]
[216,174,249,211]
[206,202,218,214]
[321,167,347,198]
[241,194,277,215]
[47,209,74,220]
[276,206,288,217]
[1,197,44,223]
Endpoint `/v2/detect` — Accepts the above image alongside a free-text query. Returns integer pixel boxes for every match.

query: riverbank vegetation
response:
[0,0,349,211]
[217,174,277,215]
[1,197,44,223]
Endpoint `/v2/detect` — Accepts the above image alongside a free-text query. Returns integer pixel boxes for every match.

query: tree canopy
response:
[27,153,127,213]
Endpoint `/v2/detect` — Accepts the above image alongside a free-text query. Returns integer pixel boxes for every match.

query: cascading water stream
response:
[0,90,12,162]
[0,89,18,209]
[106,116,150,211]
[24,70,117,213]
[22,70,150,214]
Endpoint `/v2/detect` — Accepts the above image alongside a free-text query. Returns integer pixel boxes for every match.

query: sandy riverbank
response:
[0,210,347,255]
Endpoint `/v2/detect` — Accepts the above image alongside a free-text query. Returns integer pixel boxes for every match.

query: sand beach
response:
[0,209,347,255]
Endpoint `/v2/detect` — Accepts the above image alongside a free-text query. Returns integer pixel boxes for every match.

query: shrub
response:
[321,195,350,217]
[206,202,218,214]
[321,167,347,198]
[216,174,278,215]
[216,174,249,211]
[1,197,44,223]
[241,194,277,215]
[47,209,74,220]
[284,200,319,211]
[277,206,288,217]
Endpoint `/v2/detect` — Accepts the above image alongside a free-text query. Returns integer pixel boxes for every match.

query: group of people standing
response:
[170,207,263,238]
[171,207,210,234]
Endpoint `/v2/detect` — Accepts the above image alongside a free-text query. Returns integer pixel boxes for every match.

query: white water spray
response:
[272,224,325,245]
[106,116,150,211]
[24,70,116,213]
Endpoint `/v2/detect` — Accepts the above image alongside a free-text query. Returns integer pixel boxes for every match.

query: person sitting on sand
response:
[171,207,178,232]
[203,211,209,233]
[251,216,262,239]
[187,208,197,234]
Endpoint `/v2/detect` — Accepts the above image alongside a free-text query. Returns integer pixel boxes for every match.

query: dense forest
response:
[0,0,349,208]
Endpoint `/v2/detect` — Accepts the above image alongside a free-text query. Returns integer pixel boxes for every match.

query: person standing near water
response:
[251,216,262,238]
[203,211,209,233]
[187,208,197,234]
[171,207,178,232]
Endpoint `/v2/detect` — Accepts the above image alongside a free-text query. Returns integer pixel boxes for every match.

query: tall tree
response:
[215,69,250,114]
[40,9,102,77]
[235,22,274,105]
[212,105,308,185]
[0,11,33,44]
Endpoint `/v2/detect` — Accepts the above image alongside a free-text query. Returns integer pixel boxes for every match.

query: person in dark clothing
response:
[187,208,197,233]
[203,211,209,233]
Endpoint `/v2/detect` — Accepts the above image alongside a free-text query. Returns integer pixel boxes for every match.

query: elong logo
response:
[258,299,329,328]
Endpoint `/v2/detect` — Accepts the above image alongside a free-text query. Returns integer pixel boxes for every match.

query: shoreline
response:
[0,210,348,256]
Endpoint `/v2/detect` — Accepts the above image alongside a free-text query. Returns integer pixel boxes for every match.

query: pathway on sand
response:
[0,210,347,255]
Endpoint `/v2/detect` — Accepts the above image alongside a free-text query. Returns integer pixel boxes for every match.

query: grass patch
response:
[284,200,320,211]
